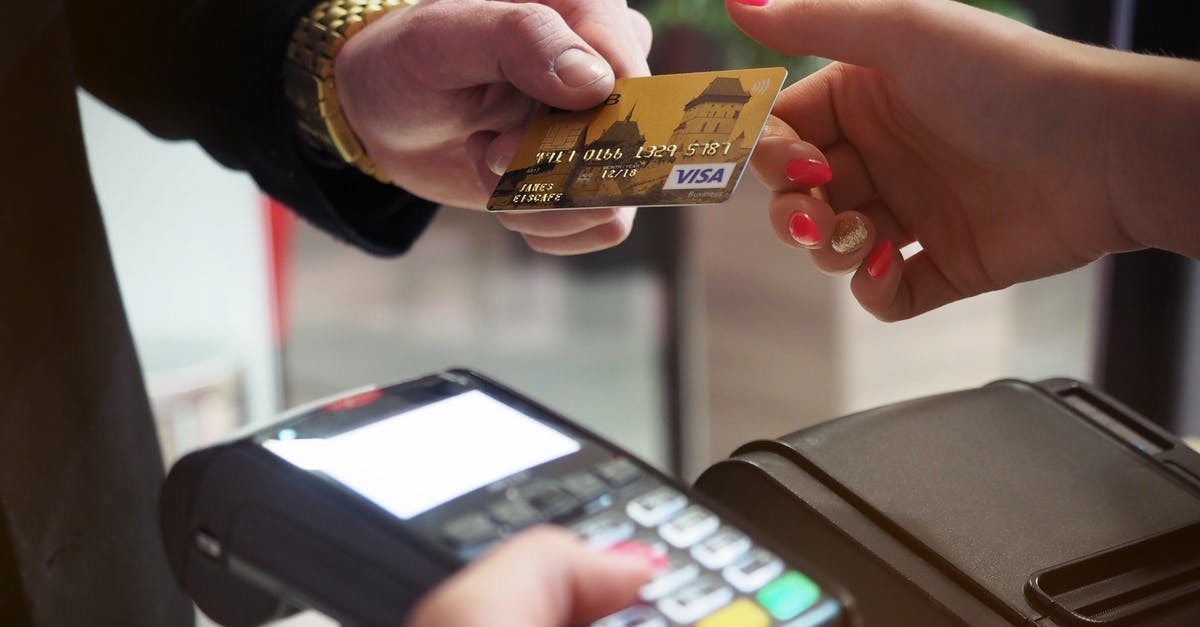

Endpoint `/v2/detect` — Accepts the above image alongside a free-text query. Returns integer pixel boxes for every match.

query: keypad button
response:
[515,480,562,503]
[626,487,688,528]
[756,571,821,621]
[691,527,751,570]
[609,540,670,572]
[639,552,701,601]
[659,505,719,548]
[441,513,499,548]
[489,499,541,529]
[591,604,666,627]
[571,513,636,549]
[561,472,609,503]
[594,458,642,487]
[778,599,841,627]
[517,481,582,522]
[723,548,785,593]
[631,529,669,554]
[696,598,770,627]
[657,576,734,624]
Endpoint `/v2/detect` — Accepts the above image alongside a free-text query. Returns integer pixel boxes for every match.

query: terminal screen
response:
[263,390,581,519]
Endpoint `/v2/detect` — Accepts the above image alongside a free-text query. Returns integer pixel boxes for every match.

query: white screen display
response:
[262,390,581,519]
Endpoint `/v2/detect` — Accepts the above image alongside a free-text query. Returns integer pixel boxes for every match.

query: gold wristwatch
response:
[284,0,419,183]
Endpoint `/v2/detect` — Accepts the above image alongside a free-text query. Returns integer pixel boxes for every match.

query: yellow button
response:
[697,598,769,627]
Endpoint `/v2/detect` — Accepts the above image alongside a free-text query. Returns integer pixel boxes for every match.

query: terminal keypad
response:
[586,473,837,626]
[437,457,836,626]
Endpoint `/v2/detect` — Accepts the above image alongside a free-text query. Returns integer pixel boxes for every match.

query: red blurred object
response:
[606,539,670,571]
[262,197,296,344]
[322,389,384,412]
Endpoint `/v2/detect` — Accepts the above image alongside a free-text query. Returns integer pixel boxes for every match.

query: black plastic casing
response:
[160,369,851,626]
[695,379,1200,627]
[160,438,460,626]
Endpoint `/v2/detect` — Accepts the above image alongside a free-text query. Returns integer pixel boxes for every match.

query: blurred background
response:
[85,0,1199,490]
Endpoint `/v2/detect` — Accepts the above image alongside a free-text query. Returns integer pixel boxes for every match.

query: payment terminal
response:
[160,369,848,626]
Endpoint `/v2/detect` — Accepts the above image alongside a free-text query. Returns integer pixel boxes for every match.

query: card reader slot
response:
[229,506,423,626]
[1056,563,1200,617]
[1059,392,1170,457]
[1027,522,1200,625]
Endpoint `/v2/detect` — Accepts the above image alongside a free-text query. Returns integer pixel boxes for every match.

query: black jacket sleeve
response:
[64,0,438,256]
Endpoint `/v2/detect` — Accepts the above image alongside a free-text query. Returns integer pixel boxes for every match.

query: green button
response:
[755,571,820,620]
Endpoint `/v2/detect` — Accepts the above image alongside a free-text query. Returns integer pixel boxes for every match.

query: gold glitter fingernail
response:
[830,215,868,254]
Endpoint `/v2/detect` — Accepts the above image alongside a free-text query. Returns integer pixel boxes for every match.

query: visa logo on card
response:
[488,68,788,211]
[662,163,737,190]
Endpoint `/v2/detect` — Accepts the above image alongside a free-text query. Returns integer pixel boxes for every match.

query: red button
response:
[607,540,669,571]
[322,388,383,412]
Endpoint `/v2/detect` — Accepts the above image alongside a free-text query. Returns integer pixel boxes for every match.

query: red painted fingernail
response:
[784,158,832,187]
[734,0,770,5]
[787,212,820,247]
[866,241,894,279]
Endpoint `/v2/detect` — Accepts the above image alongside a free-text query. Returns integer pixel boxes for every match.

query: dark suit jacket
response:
[0,1,436,624]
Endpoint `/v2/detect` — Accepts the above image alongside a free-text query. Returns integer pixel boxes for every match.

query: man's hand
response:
[407,526,655,627]
[336,0,652,255]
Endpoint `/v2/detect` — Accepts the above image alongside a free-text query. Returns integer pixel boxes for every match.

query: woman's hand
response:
[729,0,1200,319]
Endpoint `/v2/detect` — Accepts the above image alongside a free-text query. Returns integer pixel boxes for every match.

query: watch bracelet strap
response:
[284,0,419,183]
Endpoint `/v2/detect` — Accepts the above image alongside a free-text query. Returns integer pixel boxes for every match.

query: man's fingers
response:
[514,0,652,78]
[408,526,654,627]
[497,207,621,238]
[484,127,526,177]
[401,0,616,110]
[627,7,653,59]
[518,208,636,255]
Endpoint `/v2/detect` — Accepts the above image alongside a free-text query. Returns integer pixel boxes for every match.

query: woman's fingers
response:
[851,248,972,322]
[750,116,832,192]
[767,191,835,249]
[767,191,881,275]
[820,140,878,215]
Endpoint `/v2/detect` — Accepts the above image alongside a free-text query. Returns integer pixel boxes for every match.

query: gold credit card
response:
[488,67,788,211]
